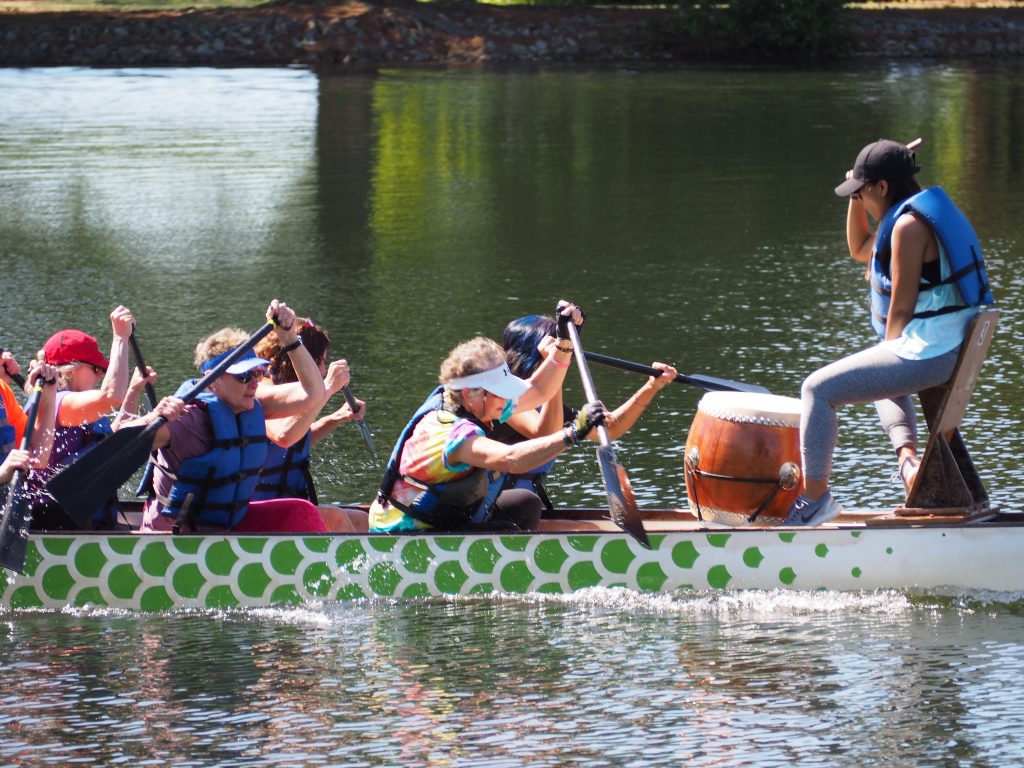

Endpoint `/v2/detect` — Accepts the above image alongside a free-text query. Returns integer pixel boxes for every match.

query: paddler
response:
[787,138,993,526]
[370,301,607,533]
[124,299,330,533]
[253,316,369,532]
[491,313,677,512]
[26,307,136,529]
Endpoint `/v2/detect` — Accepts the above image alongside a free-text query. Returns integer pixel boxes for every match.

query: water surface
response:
[2,63,1023,766]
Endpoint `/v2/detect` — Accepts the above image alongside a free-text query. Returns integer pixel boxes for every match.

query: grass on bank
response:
[4,0,1022,12]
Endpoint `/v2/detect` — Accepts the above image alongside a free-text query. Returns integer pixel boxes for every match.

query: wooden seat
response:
[902,307,999,514]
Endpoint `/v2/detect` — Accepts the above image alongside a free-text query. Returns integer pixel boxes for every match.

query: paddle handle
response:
[907,137,923,151]
[565,323,612,449]
[128,329,159,411]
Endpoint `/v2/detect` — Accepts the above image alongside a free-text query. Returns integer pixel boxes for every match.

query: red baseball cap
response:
[42,330,109,371]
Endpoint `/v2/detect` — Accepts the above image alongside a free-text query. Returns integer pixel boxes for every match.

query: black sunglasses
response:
[231,368,268,384]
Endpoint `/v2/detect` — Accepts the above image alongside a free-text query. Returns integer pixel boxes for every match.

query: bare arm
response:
[112,396,186,451]
[886,214,935,340]
[845,198,874,265]
[26,363,58,468]
[57,306,135,426]
[451,430,573,475]
[256,300,326,420]
[602,362,677,440]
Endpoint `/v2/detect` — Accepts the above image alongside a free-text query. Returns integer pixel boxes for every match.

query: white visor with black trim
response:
[447,361,529,400]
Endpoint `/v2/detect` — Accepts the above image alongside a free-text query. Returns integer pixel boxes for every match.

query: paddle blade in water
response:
[46,422,159,527]
[0,477,33,574]
[596,445,651,549]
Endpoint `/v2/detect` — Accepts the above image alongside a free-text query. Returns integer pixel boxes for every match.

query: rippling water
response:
[2,63,1024,765]
[5,590,1024,766]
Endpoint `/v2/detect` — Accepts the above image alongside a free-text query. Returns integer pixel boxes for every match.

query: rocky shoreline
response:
[1,1,1023,67]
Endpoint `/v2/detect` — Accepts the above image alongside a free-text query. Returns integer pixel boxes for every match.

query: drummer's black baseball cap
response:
[835,139,920,197]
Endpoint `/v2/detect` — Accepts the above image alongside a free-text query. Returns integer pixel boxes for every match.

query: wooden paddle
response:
[566,323,651,550]
[583,351,771,394]
[128,328,159,411]
[0,381,46,573]
[46,321,276,526]
[341,385,377,462]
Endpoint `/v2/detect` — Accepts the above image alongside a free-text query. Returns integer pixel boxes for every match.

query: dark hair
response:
[502,315,556,378]
[887,175,923,208]
[254,317,331,384]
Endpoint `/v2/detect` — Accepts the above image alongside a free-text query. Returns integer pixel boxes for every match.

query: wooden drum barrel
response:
[684,392,803,526]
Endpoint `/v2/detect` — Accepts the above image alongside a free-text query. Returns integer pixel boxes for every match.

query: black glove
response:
[566,401,606,444]
[555,302,586,341]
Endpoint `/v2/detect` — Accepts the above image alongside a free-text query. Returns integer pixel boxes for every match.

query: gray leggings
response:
[800,344,960,482]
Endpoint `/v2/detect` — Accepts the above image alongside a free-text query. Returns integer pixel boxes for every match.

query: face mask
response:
[499,397,517,424]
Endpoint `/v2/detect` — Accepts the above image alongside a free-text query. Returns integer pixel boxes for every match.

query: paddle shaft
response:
[567,328,613,449]
[0,383,45,573]
[128,329,159,411]
[582,350,770,394]
[565,322,650,549]
[341,385,377,461]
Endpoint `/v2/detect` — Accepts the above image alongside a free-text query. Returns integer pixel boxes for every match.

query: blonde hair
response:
[194,328,249,369]
[439,337,506,410]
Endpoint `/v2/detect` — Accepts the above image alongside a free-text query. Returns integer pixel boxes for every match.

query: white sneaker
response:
[783,490,843,526]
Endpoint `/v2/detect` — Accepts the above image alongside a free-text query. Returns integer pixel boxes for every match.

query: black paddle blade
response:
[46,422,159,527]
[596,446,651,549]
[0,476,33,574]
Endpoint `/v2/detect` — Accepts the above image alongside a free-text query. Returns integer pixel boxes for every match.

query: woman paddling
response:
[492,313,677,511]
[370,301,606,533]
[26,307,136,529]
[787,139,992,526]
[253,317,369,532]
[126,300,330,533]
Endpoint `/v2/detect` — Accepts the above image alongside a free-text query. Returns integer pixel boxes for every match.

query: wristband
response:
[282,339,303,354]
[550,357,570,369]
[562,427,575,447]
[555,345,572,354]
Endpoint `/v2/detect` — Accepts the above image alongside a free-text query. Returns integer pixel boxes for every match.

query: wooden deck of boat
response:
[47,504,1020,537]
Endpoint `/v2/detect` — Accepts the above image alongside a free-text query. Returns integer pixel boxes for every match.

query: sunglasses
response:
[231,368,268,384]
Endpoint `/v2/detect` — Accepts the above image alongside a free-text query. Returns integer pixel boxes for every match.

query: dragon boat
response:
[1,309,1008,612]
[1,505,1022,612]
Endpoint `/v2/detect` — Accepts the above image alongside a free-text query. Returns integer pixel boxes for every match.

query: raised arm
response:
[602,362,677,440]
[256,300,326,421]
[57,306,135,426]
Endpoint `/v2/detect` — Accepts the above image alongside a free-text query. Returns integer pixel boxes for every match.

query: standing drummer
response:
[786,138,991,526]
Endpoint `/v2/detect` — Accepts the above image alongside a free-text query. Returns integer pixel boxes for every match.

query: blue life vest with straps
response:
[150,388,268,530]
[253,430,317,504]
[377,386,506,529]
[869,186,993,339]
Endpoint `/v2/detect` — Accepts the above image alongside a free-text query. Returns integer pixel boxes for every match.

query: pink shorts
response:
[141,498,326,534]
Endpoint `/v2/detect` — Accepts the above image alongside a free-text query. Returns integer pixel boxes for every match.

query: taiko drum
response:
[684,392,803,526]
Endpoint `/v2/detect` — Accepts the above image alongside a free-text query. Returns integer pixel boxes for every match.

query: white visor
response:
[447,361,529,400]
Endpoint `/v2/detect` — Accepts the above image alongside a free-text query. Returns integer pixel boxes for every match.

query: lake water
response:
[1,62,1023,765]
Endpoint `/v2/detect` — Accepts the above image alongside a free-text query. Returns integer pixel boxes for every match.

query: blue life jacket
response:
[377,386,506,528]
[869,186,993,339]
[253,430,317,504]
[152,390,268,530]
